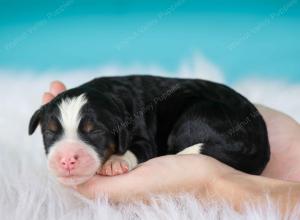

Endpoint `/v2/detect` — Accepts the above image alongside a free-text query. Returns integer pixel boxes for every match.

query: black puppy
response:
[29,75,270,186]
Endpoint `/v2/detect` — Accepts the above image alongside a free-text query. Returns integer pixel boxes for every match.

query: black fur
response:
[29,75,270,174]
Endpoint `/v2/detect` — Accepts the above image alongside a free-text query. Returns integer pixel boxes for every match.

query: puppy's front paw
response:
[97,156,129,176]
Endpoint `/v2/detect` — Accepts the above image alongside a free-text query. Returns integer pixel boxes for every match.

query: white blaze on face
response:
[47,94,101,186]
[58,94,87,139]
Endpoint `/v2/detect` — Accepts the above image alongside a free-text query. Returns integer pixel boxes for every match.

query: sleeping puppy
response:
[29,75,270,186]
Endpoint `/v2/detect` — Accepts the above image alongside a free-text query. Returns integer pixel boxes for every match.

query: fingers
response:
[42,92,54,104]
[42,81,66,105]
[50,81,66,96]
[75,163,149,200]
[75,155,234,202]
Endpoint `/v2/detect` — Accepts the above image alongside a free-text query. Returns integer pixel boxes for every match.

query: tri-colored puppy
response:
[29,75,270,186]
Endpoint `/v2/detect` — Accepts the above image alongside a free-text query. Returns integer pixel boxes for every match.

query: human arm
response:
[43,81,300,215]
[74,153,300,215]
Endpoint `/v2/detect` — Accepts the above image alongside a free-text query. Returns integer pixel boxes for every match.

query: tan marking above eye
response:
[48,120,59,132]
[82,121,95,133]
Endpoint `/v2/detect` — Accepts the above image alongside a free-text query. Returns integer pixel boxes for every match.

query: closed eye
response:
[83,129,106,137]
[46,118,61,133]
[80,120,95,133]
[79,117,106,135]
[44,129,56,137]
[89,129,105,135]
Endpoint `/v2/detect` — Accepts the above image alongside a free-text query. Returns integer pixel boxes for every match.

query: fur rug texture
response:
[1,55,300,219]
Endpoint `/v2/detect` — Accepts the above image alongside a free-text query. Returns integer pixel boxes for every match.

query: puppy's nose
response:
[60,154,79,171]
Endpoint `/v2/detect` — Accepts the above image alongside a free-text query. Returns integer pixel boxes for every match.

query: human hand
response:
[42,80,66,104]
[44,81,300,182]
[42,80,239,201]
[74,154,238,201]
[41,80,300,215]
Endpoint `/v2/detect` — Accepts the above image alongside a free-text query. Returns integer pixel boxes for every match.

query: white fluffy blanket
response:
[1,56,300,219]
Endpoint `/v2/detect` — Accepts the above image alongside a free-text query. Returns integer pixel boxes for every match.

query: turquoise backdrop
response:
[0,0,299,82]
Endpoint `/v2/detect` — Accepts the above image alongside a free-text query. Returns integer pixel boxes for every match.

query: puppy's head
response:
[29,88,129,186]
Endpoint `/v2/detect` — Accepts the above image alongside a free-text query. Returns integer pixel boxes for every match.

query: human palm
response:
[42,81,300,200]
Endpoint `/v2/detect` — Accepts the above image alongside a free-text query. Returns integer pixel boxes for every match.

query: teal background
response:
[0,0,299,82]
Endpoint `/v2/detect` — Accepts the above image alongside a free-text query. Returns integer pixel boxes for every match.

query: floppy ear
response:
[117,128,130,154]
[28,108,42,135]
